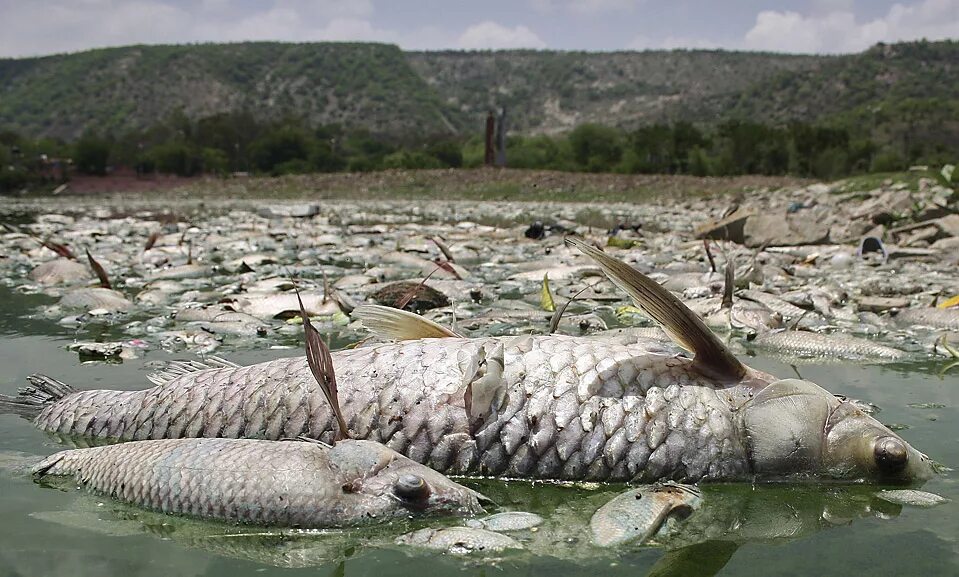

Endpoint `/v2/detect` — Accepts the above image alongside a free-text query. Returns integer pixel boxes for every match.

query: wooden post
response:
[495,107,507,168]
[484,110,495,166]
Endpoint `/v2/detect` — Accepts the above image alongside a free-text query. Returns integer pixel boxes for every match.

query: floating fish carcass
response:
[0,239,935,484]
[32,437,487,528]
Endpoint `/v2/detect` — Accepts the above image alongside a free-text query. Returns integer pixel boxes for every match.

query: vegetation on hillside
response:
[1,40,956,192]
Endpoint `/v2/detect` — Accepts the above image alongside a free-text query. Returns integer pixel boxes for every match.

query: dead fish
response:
[172,306,264,324]
[876,489,950,508]
[590,483,703,547]
[188,321,269,337]
[509,265,600,282]
[464,511,544,532]
[738,290,828,329]
[33,438,487,528]
[895,307,959,331]
[2,240,935,484]
[28,259,90,285]
[752,330,907,362]
[148,264,211,281]
[396,526,521,554]
[60,288,134,313]
[228,292,341,320]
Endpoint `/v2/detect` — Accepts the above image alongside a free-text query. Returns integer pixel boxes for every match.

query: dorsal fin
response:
[354,305,461,340]
[566,237,747,382]
[721,257,735,309]
[146,356,240,386]
[85,250,112,289]
[296,285,351,441]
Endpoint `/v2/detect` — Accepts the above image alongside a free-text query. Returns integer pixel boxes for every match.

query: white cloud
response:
[743,0,959,53]
[0,0,380,57]
[457,21,547,49]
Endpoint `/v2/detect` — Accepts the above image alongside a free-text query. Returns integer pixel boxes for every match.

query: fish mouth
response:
[422,486,491,516]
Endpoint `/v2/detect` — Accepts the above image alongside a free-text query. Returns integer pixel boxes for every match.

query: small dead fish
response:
[752,330,907,362]
[896,308,959,331]
[739,290,828,329]
[28,259,89,285]
[876,489,950,508]
[465,511,544,532]
[60,288,134,313]
[396,526,521,554]
[229,292,341,320]
[149,264,211,281]
[173,307,264,324]
[590,483,703,547]
[189,321,269,337]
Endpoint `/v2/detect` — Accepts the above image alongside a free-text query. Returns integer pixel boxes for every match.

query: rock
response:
[913,204,950,222]
[743,213,830,248]
[899,226,939,247]
[884,246,941,261]
[258,203,320,218]
[371,281,450,312]
[864,224,886,240]
[694,208,754,244]
[931,236,959,251]
[851,189,913,224]
[67,341,123,359]
[935,214,959,237]
[858,296,911,313]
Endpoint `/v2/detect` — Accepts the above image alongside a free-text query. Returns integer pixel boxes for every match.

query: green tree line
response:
[2,111,955,193]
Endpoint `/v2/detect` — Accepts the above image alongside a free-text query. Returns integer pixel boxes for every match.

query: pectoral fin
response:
[354,305,461,340]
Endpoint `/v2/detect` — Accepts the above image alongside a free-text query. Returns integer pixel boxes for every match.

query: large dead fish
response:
[1,239,934,484]
[31,437,487,528]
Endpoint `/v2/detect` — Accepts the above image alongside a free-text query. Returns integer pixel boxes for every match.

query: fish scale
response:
[31,335,752,482]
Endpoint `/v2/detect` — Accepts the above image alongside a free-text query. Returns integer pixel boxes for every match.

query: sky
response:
[0,0,956,58]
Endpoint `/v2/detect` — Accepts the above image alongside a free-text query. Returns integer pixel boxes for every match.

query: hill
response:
[0,42,455,140]
[0,40,956,150]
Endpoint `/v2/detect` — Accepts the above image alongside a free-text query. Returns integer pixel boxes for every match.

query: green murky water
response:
[1,291,957,576]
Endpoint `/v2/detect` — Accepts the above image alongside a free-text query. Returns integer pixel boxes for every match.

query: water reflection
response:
[18,479,935,577]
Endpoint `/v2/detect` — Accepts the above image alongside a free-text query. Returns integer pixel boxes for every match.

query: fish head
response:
[742,379,935,484]
[329,440,489,518]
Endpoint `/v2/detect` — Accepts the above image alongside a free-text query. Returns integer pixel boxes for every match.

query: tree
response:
[74,133,111,175]
[249,128,313,174]
[569,124,623,172]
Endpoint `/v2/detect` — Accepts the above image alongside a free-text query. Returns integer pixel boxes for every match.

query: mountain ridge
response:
[0,40,955,143]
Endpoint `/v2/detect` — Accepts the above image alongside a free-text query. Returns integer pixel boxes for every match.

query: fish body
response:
[24,336,756,482]
[33,437,486,528]
[738,290,827,329]
[10,335,927,484]
[60,287,133,312]
[896,307,959,331]
[28,258,89,285]
[590,483,703,547]
[752,330,907,361]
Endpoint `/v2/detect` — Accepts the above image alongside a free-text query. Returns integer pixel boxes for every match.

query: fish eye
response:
[874,436,908,474]
[393,474,431,502]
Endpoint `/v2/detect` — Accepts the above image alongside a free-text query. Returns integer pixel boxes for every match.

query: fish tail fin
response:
[0,374,74,419]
